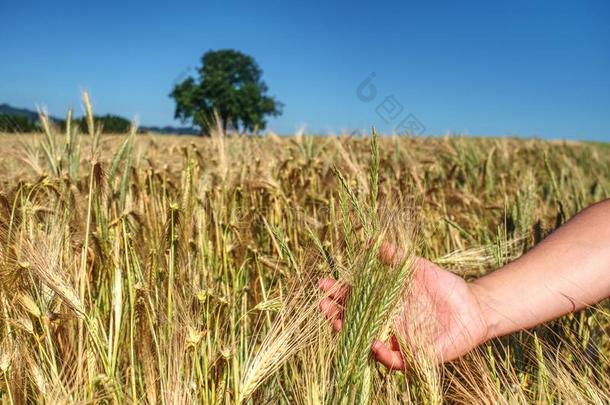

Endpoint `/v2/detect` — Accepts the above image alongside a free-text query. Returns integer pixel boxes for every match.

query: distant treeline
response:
[0,113,133,133]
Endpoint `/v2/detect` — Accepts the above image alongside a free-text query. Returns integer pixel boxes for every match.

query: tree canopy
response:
[0,114,38,132]
[0,108,132,134]
[78,114,132,133]
[170,49,282,134]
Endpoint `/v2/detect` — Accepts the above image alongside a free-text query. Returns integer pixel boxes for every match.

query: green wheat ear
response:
[369,128,379,218]
[82,90,101,155]
[329,129,418,404]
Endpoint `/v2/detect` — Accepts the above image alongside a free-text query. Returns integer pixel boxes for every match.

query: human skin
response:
[319,199,610,370]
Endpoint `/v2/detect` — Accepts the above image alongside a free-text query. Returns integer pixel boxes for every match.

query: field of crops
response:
[0,111,609,403]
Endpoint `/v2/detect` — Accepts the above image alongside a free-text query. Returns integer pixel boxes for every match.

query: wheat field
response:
[0,107,609,403]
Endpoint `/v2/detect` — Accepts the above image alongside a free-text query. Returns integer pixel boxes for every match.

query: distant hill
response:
[0,103,62,122]
[0,103,198,135]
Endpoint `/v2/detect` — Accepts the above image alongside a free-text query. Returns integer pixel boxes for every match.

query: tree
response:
[0,114,38,132]
[78,114,131,133]
[170,49,282,135]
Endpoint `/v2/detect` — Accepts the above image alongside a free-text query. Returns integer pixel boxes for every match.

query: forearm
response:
[471,199,610,341]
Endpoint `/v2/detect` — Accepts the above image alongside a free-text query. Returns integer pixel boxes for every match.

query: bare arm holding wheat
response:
[320,199,610,370]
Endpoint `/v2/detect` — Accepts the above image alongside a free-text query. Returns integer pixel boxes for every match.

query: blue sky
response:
[1,0,609,140]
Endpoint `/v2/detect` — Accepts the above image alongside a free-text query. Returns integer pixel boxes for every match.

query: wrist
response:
[468,279,506,343]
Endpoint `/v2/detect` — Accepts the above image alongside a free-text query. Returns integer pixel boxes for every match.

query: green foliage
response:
[76,114,132,133]
[330,131,417,403]
[0,113,38,132]
[170,49,283,134]
[0,112,131,134]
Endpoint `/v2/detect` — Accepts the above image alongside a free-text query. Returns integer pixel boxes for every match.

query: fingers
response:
[379,242,406,267]
[371,339,406,371]
[318,278,349,302]
[320,298,341,321]
[318,278,336,291]
[319,277,407,368]
[319,278,347,332]
[332,318,342,332]
[319,299,343,331]
[389,335,400,351]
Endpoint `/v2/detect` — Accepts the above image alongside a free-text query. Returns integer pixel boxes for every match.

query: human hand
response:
[319,243,490,370]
